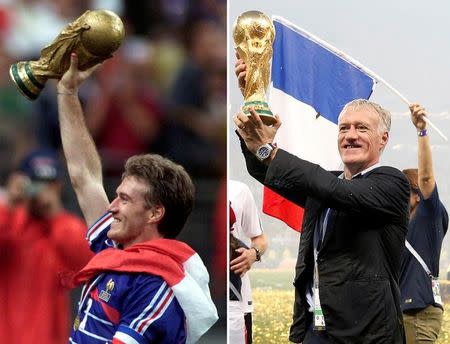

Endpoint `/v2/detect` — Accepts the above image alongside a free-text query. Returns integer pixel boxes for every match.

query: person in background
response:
[83,42,165,199]
[168,18,226,176]
[230,179,268,344]
[400,104,449,344]
[0,148,92,344]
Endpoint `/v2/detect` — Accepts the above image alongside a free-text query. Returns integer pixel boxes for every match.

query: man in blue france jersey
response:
[56,53,218,344]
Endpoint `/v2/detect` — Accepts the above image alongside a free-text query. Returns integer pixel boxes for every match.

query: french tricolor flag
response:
[264,17,376,231]
[68,239,218,344]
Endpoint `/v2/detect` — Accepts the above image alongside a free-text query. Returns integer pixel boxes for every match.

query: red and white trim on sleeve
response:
[136,289,174,334]
[86,212,113,243]
[128,282,175,335]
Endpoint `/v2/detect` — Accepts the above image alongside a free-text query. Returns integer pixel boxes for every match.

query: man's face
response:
[337,107,388,176]
[107,176,152,247]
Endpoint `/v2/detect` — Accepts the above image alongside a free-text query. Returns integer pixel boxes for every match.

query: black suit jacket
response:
[240,139,409,344]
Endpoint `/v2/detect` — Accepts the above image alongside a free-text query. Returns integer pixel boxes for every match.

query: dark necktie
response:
[315,208,334,252]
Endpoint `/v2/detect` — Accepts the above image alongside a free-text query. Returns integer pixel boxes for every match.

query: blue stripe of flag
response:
[271,20,375,124]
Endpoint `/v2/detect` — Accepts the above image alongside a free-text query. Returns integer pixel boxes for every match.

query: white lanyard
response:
[313,260,325,330]
[229,283,243,302]
[405,240,432,277]
[311,208,333,330]
[405,240,443,305]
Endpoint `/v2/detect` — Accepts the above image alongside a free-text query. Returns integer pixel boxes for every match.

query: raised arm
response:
[410,103,435,199]
[57,53,109,225]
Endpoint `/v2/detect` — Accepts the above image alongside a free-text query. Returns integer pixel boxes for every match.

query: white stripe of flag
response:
[263,16,375,231]
[113,331,141,344]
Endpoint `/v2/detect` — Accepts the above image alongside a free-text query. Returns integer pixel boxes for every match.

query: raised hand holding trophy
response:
[233,10,276,125]
[9,9,125,100]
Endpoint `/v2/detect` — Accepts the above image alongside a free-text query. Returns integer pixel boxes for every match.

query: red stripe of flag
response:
[262,187,303,232]
[112,339,125,344]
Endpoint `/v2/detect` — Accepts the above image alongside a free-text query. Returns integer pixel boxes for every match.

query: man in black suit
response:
[234,58,410,344]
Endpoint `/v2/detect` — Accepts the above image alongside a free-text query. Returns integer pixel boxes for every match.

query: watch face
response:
[256,144,272,160]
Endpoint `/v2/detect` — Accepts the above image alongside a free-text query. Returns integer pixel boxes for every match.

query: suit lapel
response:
[319,172,369,251]
[295,199,321,278]
[319,208,338,250]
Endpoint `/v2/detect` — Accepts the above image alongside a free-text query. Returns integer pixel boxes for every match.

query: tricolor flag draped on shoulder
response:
[263,16,376,231]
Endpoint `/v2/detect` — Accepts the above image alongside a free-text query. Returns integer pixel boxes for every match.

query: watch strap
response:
[252,247,261,262]
[418,129,427,137]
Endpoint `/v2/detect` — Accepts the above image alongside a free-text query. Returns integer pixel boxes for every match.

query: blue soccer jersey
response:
[69,212,187,344]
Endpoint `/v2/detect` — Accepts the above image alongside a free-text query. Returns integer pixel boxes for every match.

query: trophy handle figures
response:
[233,10,276,125]
[9,9,125,101]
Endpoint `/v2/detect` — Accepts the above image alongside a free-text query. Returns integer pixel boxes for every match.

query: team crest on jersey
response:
[73,315,80,330]
[99,279,115,302]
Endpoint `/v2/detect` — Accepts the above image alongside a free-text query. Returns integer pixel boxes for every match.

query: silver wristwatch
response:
[255,143,275,161]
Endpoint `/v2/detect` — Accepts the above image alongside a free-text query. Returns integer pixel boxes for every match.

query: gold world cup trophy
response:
[233,10,276,125]
[9,9,125,101]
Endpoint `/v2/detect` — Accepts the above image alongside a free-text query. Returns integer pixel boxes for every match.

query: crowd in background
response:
[0,0,226,339]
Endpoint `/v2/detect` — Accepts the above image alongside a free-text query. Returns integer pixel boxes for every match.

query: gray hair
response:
[338,99,391,134]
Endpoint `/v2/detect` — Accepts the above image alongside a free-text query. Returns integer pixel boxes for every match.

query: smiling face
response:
[107,176,161,247]
[337,107,389,178]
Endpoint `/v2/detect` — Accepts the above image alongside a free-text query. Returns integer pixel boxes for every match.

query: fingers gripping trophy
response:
[9,9,125,100]
[233,10,276,125]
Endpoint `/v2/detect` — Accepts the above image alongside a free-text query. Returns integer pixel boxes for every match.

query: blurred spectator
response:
[123,0,165,36]
[0,131,14,187]
[3,0,86,59]
[0,148,92,344]
[0,44,34,179]
[167,17,226,176]
[150,37,186,94]
[186,0,226,27]
[83,40,164,198]
[31,80,61,150]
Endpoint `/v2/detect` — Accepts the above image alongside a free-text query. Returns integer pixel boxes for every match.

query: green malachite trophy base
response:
[9,62,45,101]
[243,101,276,125]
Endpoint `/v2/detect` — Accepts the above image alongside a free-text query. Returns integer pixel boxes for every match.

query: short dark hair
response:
[122,154,195,238]
[402,168,419,193]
